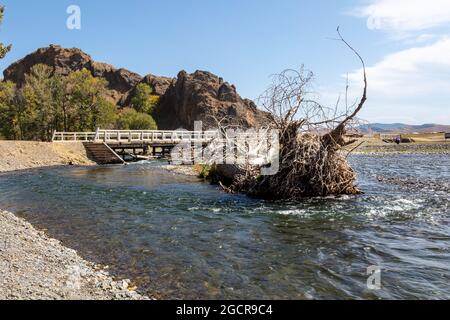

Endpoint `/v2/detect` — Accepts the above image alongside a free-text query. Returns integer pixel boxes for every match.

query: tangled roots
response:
[225,127,360,200]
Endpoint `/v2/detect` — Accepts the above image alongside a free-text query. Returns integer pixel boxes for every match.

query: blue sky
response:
[0,0,449,124]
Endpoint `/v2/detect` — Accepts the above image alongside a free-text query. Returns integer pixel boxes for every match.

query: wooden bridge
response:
[52,129,218,144]
[52,129,218,164]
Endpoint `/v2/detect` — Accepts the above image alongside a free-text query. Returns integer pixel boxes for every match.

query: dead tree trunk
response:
[211,28,368,200]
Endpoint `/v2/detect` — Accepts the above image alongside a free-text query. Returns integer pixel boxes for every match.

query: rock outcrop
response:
[3,45,269,130]
[3,45,144,105]
[121,74,174,107]
[140,74,174,96]
[154,70,269,130]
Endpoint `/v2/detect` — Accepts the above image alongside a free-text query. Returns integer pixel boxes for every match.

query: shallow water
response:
[0,155,449,299]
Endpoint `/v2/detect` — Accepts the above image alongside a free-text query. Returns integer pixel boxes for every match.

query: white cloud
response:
[345,38,450,124]
[340,1,450,123]
[402,34,439,45]
[353,0,450,33]
[348,38,450,96]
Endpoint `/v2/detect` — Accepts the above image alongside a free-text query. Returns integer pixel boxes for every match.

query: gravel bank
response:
[0,210,149,300]
[0,141,94,173]
[162,164,198,176]
[353,143,450,154]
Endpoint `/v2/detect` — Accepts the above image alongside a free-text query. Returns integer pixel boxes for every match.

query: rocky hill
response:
[3,45,268,130]
[3,45,143,105]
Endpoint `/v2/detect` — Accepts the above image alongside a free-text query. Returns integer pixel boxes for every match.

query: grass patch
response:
[193,164,212,179]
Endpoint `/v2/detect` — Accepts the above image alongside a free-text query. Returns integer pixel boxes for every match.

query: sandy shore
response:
[0,141,94,173]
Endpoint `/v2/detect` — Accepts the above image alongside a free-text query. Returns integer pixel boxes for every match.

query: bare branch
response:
[331,26,368,138]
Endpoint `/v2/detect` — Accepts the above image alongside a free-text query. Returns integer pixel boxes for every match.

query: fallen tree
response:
[210,28,368,200]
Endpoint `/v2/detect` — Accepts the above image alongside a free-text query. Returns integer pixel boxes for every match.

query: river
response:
[0,154,448,299]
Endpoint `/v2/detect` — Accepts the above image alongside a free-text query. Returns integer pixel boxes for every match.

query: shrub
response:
[117,108,157,130]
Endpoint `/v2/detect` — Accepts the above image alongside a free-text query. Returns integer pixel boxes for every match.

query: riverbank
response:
[0,141,94,173]
[162,164,199,176]
[0,141,151,299]
[0,209,149,300]
[351,142,450,154]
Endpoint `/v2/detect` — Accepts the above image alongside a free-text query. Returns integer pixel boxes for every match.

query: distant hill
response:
[359,123,450,134]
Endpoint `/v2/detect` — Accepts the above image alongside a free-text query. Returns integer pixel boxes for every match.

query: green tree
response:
[1,67,120,140]
[117,108,157,130]
[0,5,11,59]
[51,73,71,132]
[131,83,159,114]
[0,5,13,139]
[66,69,110,131]
[22,64,60,141]
[0,81,21,139]
[96,99,119,129]
[2,65,70,141]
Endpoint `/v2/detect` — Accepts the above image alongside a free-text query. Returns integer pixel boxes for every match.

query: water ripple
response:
[0,155,448,299]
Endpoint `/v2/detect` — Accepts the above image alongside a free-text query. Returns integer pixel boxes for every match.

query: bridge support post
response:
[94,128,100,142]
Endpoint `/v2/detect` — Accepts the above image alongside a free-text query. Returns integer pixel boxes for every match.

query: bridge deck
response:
[52,129,218,144]
[53,129,218,164]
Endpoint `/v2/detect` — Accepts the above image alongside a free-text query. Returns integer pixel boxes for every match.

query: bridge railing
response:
[52,129,220,143]
[52,131,97,142]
